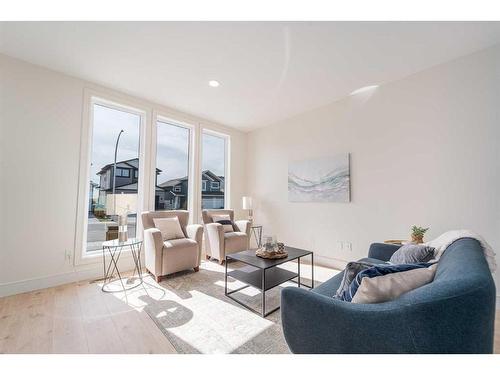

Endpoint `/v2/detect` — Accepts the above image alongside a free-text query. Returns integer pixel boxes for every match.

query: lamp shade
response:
[106,193,137,216]
[242,196,253,210]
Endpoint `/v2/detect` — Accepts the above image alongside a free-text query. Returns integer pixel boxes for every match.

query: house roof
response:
[97,157,161,175]
[158,170,223,188]
[158,178,185,188]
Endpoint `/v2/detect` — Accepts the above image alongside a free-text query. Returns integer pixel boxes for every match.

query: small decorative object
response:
[288,153,350,203]
[256,238,288,259]
[242,196,253,223]
[411,225,429,244]
[262,235,276,252]
[118,212,129,242]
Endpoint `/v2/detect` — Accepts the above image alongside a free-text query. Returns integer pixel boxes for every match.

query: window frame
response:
[116,167,130,178]
[152,114,195,219]
[75,92,148,265]
[201,128,230,210]
[210,181,220,190]
[75,90,232,266]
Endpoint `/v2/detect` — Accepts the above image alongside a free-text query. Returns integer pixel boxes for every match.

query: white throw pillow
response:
[211,214,234,233]
[352,263,438,304]
[153,217,185,241]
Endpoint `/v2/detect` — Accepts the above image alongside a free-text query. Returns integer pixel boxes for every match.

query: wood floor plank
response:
[52,283,88,354]
[12,289,55,353]
[76,281,127,354]
[0,295,23,354]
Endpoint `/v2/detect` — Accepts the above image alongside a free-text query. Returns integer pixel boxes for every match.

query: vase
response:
[118,214,128,242]
[411,234,424,244]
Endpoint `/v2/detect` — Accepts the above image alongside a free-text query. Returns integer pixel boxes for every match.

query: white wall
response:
[247,44,500,291]
[0,54,248,296]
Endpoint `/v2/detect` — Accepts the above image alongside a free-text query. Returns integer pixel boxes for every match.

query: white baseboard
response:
[297,254,347,270]
[0,259,137,298]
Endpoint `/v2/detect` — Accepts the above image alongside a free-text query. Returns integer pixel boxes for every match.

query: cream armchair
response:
[202,209,251,264]
[141,210,203,282]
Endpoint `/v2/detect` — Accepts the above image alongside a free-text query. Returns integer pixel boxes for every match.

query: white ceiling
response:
[2,22,500,131]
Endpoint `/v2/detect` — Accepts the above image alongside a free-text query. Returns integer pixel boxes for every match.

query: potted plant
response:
[411,225,429,244]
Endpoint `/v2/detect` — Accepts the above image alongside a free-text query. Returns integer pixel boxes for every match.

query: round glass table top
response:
[102,237,142,248]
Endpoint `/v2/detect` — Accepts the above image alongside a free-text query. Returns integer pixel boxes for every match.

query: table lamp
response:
[242,196,253,223]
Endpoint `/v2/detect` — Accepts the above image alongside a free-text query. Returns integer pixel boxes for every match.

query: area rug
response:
[141,260,318,354]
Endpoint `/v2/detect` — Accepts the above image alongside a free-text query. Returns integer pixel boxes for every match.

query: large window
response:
[155,120,191,211]
[201,131,227,209]
[79,94,231,261]
[85,102,142,253]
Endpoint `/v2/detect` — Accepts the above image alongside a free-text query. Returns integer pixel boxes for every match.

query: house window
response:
[134,170,138,178]
[201,131,228,209]
[202,181,207,191]
[116,168,130,177]
[155,120,191,211]
[84,101,142,254]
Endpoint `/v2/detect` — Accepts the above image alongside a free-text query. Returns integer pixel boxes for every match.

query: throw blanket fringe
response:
[425,230,496,273]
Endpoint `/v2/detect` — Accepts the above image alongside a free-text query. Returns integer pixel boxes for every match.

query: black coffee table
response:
[224,247,314,317]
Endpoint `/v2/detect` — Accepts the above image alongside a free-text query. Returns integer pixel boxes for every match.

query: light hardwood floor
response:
[0,271,499,354]
[0,275,176,354]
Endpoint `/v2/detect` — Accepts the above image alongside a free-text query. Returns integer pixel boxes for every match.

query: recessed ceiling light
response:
[208,80,220,87]
[350,85,379,96]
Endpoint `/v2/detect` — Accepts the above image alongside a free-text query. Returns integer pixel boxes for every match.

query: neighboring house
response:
[96,159,225,211]
[96,158,163,208]
[88,181,99,212]
[157,170,225,210]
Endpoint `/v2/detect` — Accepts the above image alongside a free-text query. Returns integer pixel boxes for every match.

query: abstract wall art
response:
[288,153,350,202]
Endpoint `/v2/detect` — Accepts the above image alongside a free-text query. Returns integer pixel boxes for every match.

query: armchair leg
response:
[206,255,211,260]
[193,266,200,272]
[155,275,162,283]
[219,259,225,265]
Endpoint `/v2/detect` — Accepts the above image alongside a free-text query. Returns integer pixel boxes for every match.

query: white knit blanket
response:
[425,230,496,273]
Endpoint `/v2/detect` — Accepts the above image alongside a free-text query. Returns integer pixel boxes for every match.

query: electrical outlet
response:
[337,241,344,251]
[345,242,352,251]
[65,249,72,262]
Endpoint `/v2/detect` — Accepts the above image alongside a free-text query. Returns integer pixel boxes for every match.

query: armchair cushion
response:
[163,238,198,251]
[235,220,251,236]
[153,217,185,240]
[211,214,235,233]
[224,231,248,253]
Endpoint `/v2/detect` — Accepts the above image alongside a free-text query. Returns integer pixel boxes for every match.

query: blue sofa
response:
[281,238,496,353]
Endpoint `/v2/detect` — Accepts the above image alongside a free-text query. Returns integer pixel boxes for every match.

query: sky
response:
[90,104,225,186]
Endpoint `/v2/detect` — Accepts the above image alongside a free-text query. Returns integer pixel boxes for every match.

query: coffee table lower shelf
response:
[226,267,299,317]
[224,248,314,317]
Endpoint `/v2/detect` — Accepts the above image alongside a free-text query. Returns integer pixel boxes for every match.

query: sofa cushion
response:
[153,217,185,240]
[357,257,388,265]
[312,257,387,297]
[353,263,437,304]
[339,262,435,302]
[311,270,345,297]
[389,244,435,264]
[334,261,373,299]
